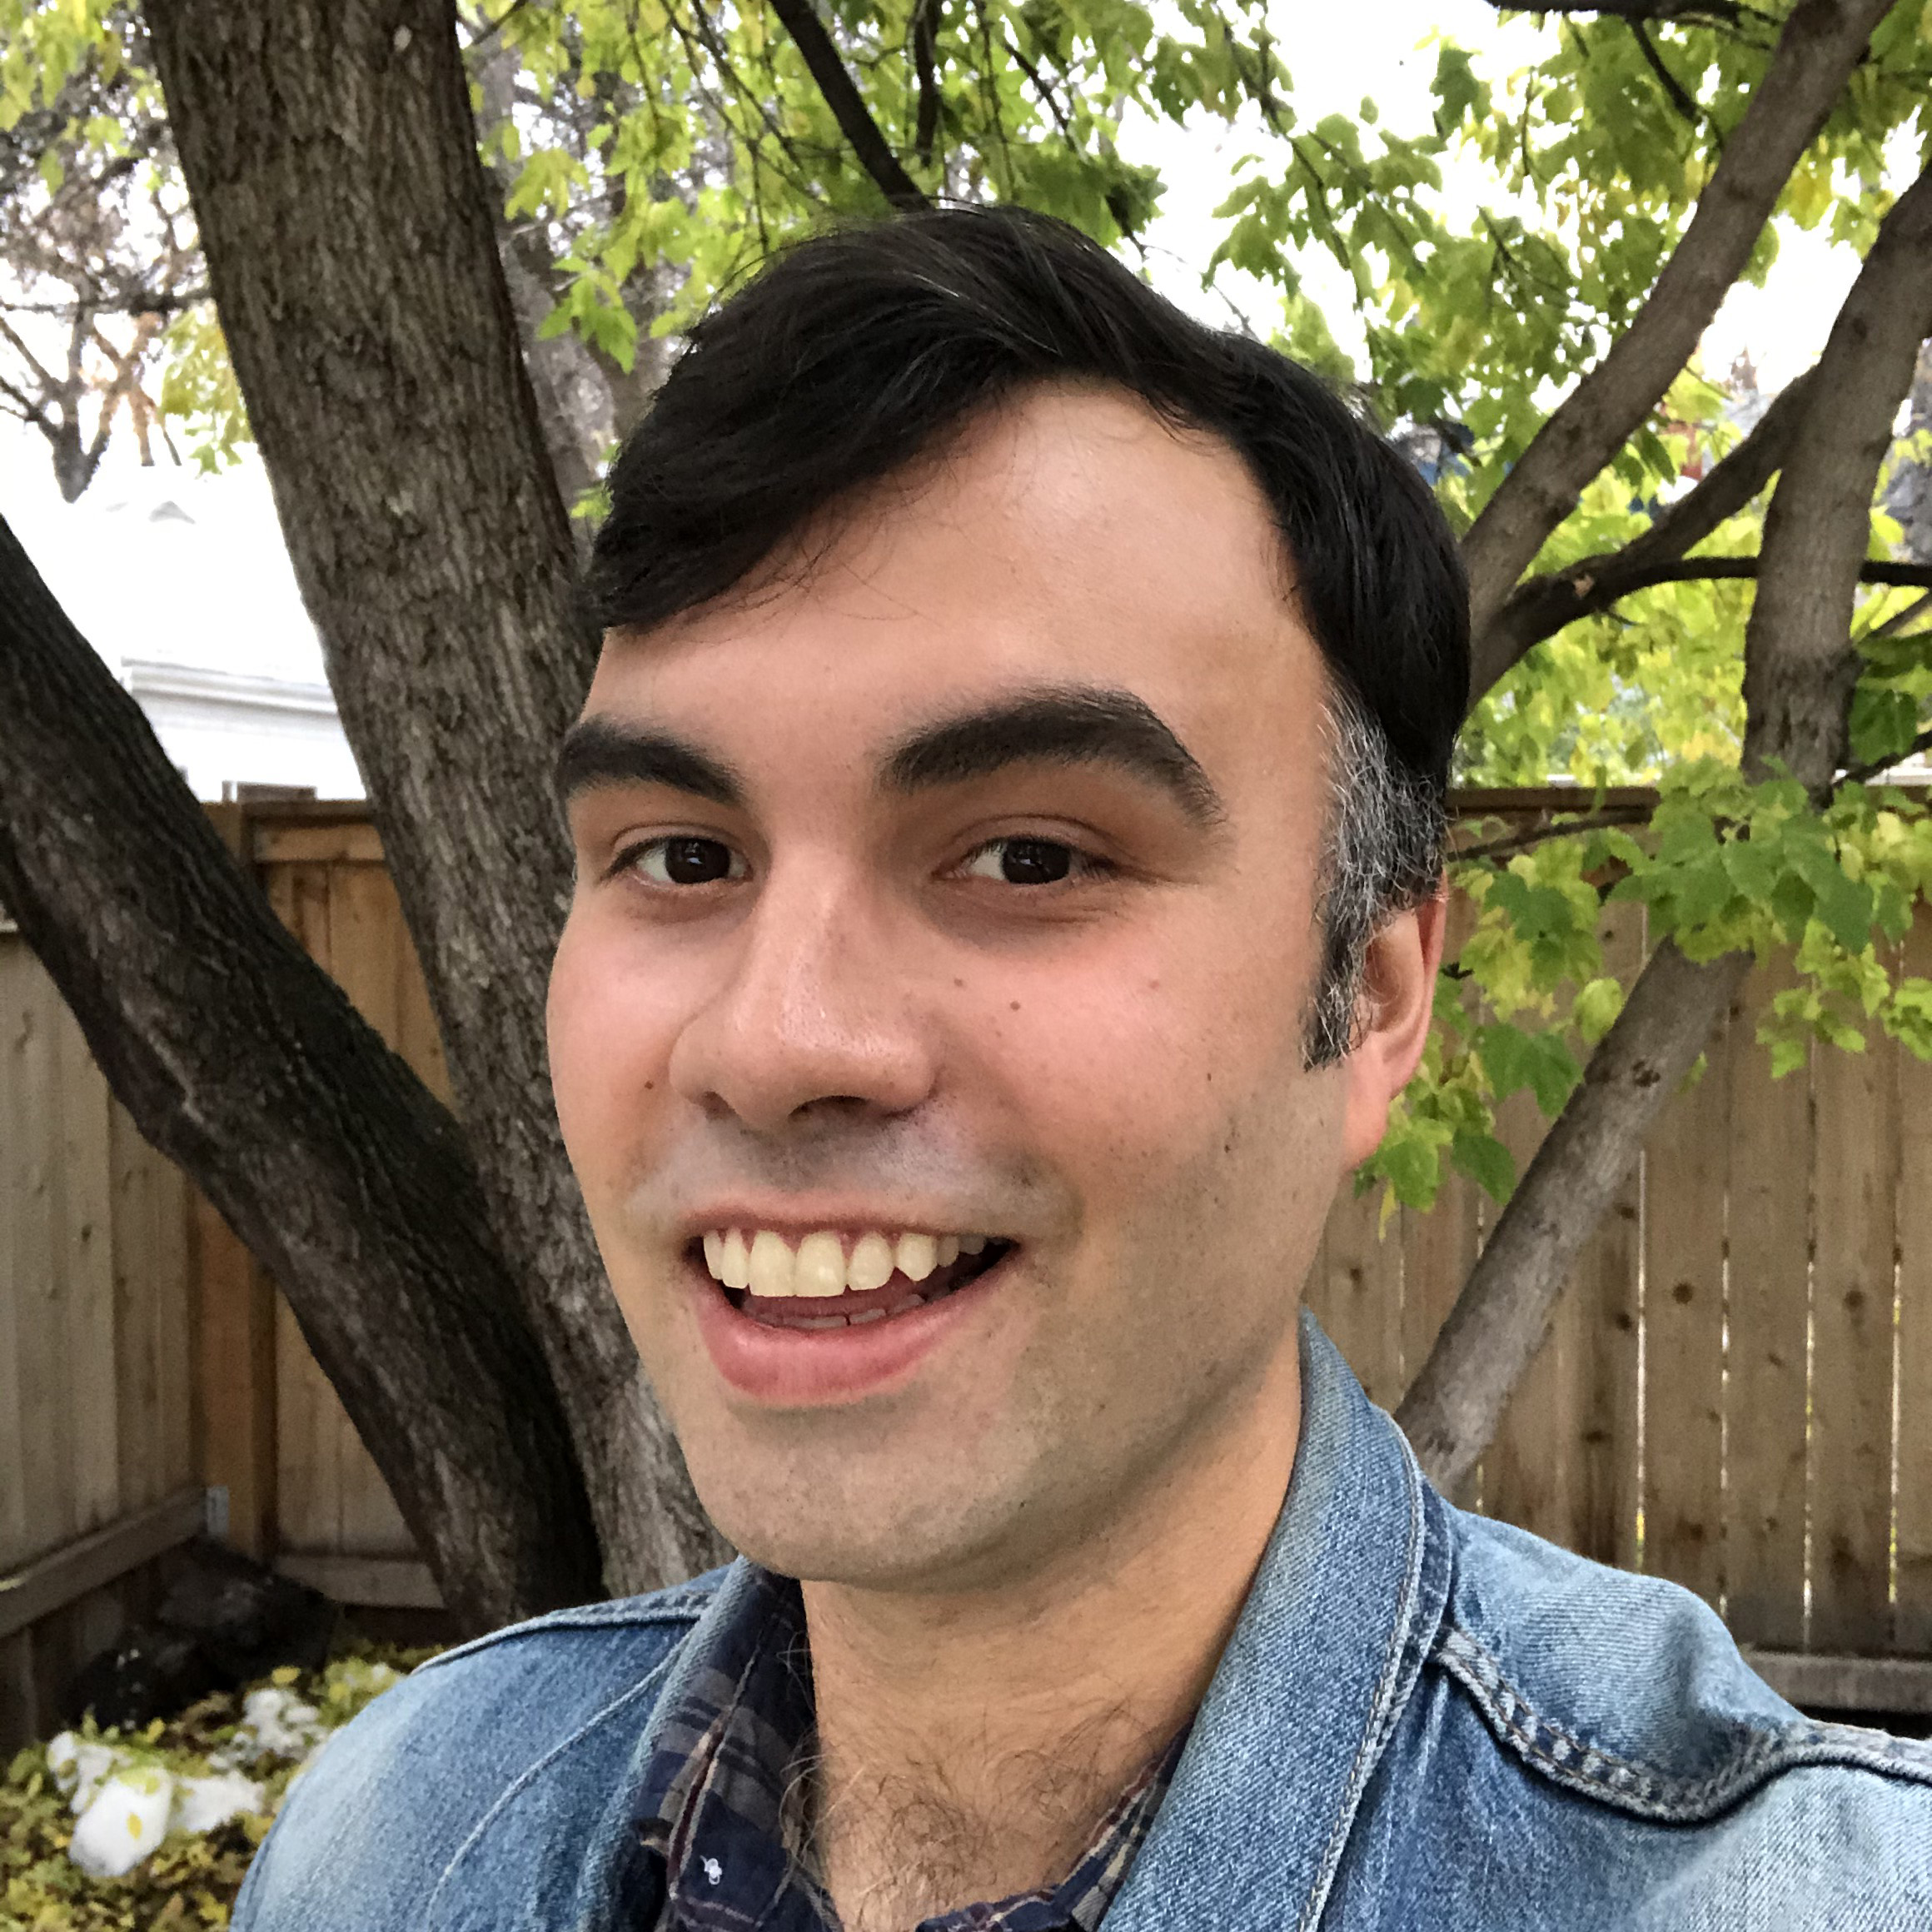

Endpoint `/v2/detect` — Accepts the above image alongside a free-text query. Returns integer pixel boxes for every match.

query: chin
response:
[688,1448,1035,1592]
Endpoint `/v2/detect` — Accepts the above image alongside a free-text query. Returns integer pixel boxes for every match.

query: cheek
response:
[547,914,675,1205]
[981,910,1312,1189]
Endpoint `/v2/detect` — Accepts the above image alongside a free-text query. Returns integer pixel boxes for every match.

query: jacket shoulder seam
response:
[1437,1621,1932,1821]
[413,1587,715,1676]
[426,1646,686,1923]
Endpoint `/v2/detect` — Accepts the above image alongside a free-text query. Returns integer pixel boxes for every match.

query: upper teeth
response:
[701,1228,989,1297]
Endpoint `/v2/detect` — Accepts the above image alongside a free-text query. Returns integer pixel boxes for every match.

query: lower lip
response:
[688,1252,1008,1405]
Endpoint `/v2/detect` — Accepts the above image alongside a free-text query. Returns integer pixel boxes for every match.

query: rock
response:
[157,1538,336,1681]
[65,1628,219,1733]
[64,1538,337,1730]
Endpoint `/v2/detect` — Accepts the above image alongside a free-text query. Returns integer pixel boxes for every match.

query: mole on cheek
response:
[1009,1000,1021,1013]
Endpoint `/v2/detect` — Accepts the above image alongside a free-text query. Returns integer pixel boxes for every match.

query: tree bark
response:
[142,0,725,1592]
[1402,162,1932,1491]
[0,516,601,1631]
[1459,0,1893,641]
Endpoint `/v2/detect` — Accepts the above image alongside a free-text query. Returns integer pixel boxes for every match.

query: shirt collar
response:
[627,1569,1186,1932]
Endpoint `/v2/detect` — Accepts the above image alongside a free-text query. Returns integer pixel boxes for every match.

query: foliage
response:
[156,302,246,473]
[0,1643,431,1930]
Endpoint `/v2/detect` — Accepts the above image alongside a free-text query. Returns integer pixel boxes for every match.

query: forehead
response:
[585,385,1327,770]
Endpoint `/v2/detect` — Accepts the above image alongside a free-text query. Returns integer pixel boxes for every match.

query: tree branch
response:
[1480,556,1932,682]
[1458,0,1891,645]
[1471,365,1816,698]
[1485,0,1750,20]
[1450,804,1654,866]
[1840,724,1932,788]
[1629,20,1708,127]
[767,0,931,211]
[1744,162,1932,791]
[1401,160,1932,1496]
[912,0,942,165]
[1870,590,1932,641]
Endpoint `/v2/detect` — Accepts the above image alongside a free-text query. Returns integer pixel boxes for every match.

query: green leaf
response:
[1787,840,1875,953]
[1573,975,1625,1045]
[1451,1128,1516,1204]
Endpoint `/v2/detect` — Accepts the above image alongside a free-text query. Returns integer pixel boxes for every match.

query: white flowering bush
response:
[1,1647,431,1928]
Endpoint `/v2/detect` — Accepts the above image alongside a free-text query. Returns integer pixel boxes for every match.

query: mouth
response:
[689,1227,1016,1331]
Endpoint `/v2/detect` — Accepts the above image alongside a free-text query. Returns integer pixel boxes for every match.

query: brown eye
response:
[962,837,1078,885]
[632,837,745,885]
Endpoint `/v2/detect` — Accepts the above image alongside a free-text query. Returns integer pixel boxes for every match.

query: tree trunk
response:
[142,0,726,1593]
[0,516,601,1631]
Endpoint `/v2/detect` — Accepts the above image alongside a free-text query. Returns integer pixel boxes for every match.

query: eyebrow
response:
[883,685,1226,829]
[554,715,745,809]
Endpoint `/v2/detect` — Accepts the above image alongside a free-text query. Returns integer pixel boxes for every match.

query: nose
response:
[667,855,936,1133]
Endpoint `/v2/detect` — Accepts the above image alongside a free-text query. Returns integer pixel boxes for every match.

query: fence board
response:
[1400,1169,1482,1512]
[1810,1003,1900,1653]
[152,1141,193,1497]
[11,954,70,1566]
[1898,914,1932,1651]
[1483,1092,1565,1545]
[321,862,415,1556]
[1,948,38,1571]
[54,998,119,1535]
[110,1076,166,1516]
[1310,1185,1404,1413]
[1566,902,1647,1571]
[1722,961,1814,1651]
[0,935,197,1746]
[193,1195,278,1561]
[1641,1009,1730,1603]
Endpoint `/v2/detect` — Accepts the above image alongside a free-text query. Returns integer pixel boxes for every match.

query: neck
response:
[799,1346,1302,1932]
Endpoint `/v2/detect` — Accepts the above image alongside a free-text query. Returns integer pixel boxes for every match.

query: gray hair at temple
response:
[1304,687,1447,1069]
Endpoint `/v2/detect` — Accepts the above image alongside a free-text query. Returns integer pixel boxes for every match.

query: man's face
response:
[550,386,1432,1591]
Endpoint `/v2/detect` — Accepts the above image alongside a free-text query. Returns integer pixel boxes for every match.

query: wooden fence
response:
[6,794,1932,1747]
[0,929,197,1750]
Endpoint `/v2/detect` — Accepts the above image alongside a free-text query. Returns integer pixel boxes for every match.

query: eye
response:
[624,836,747,886]
[958,837,1097,886]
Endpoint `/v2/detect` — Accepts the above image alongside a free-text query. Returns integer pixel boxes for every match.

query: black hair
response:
[586,207,1469,1060]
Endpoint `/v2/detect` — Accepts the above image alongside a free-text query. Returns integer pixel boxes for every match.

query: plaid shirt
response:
[633,1567,1183,1932]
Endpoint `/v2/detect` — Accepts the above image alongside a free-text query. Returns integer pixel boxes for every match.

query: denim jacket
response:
[233,1317,1932,1930]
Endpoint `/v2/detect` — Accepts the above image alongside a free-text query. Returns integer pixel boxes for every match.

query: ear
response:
[1340,885,1447,1169]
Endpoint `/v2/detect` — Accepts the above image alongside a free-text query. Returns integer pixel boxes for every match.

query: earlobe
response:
[1339,886,1448,1169]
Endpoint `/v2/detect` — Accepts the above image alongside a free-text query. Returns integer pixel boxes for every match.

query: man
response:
[235,209,1932,1930]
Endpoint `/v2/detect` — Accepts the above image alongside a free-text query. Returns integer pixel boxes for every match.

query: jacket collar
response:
[1104,1312,1450,1932]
